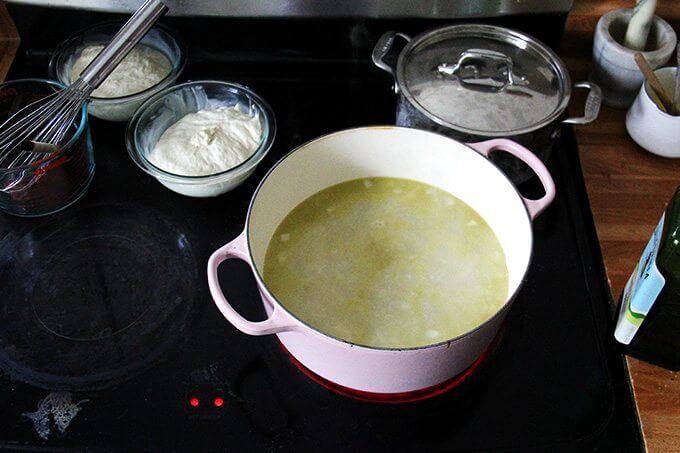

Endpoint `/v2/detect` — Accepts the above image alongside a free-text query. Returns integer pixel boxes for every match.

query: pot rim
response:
[596,8,677,61]
[48,20,188,103]
[244,126,536,351]
[395,24,573,137]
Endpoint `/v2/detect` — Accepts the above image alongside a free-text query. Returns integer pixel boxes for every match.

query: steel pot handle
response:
[207,230,299,336]
[469,139,556,220]
[563,81,602,125]
[372,31,411,92]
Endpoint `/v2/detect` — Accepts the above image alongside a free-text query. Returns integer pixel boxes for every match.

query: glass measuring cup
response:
[0,79,94,217]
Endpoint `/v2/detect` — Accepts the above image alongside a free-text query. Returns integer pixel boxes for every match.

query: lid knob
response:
[436,48,528,93]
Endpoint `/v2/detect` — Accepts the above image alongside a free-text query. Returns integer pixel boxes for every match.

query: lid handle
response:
[437,48,528,93]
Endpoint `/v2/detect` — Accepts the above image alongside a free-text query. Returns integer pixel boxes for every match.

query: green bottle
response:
[615,186,680,370]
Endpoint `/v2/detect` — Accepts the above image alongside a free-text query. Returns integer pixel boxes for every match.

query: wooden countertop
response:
[0,1,19,83]
[563,1,680,451]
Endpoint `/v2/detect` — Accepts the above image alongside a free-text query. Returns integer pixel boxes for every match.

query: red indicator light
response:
[213,397,224,407]
[189,397,200,407]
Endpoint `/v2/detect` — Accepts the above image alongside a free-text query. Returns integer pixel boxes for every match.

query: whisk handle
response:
[78,0,168,90]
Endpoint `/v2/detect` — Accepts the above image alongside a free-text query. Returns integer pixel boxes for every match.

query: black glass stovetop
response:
[1,6,643,452]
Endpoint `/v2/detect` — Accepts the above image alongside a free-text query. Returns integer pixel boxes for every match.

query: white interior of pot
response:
[248,127,532,295]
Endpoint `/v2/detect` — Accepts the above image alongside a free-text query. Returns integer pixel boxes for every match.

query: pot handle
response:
[469,139,556,220]
[562,81,602,125]
[372,31,411,92]
[207,230,299,336]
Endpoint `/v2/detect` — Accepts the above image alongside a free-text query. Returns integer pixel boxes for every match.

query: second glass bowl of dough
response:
[126,80,276,197]
[49,21,186,122]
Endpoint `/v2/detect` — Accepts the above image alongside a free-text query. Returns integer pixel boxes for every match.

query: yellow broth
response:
[263,177,508,348]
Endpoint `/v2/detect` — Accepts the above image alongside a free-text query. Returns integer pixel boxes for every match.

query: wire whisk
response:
[0,0,168,171]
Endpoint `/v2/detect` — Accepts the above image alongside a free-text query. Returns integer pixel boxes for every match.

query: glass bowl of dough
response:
[125,80,276,197]
[49,22,186,122]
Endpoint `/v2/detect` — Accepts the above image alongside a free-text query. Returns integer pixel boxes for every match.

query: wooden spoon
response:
[634,52,674,113]
[673,44,680,114]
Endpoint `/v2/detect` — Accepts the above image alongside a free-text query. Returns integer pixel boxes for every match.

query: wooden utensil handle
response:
[634,52,674,112]
[674,44,680,114]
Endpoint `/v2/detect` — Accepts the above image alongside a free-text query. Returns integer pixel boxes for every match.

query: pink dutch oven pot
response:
[208,126,555,394]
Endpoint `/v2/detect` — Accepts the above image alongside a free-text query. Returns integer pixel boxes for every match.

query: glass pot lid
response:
[397,24,571,135]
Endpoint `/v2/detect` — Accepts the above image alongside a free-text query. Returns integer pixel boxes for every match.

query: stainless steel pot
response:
[372,24,602,183]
